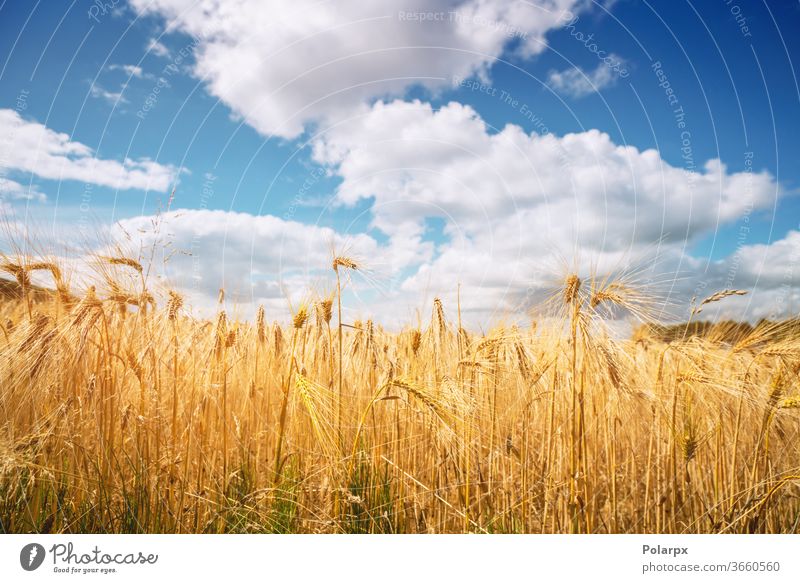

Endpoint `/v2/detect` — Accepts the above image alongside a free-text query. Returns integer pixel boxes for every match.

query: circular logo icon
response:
[20,543,46,571]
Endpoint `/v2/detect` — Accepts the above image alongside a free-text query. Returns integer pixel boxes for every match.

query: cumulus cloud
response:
[146,37,171,58]
[0,177,46,202]
[675,230,800,323]
[547,56,624,98]
[0,109,177,191]
[27,92,782,326]
[78,101,784,325]
[728,229,800,289]
[111,208,384,313]
[313,100,776,249]
[87,99,788,325]
[108,64,146,78]
[307,99,784,322]
[90,84,128,105]
[95,205,800,327]
[129,0,582,138]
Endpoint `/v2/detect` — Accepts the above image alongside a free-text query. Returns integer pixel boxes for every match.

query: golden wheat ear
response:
[316,296,333,326]
[332,256,359,272]
[105,256,144,274]
[292,302,309,329]
[563,273,582,305]
[256,304,266,343]
[693,289,748,314]
[167,290,183,321]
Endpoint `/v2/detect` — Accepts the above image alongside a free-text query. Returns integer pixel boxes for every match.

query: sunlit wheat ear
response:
[365,319,375,343]
[256,305,266,343]
[457,358,497,378]
[15,313,58,380]
[391,378,461,432]
[349,319,364,356]
[766,370,786,411]
[105,256,144,275]
[106,279,155,313]
[167,290,183,321]
[272,321,283,354]
[459,326,470,350]
[779,396,800,409]
[677,370,707,384]
[431,297,446,340]
[332,255,359,272]
[589,282,626,308]
[732,319,786,352]
[225,328,238,349]
[563,274,582,305]
[1,261,30,287]
[509,326,529,369]
[680,423,699,464]
[106,280,128,315]
[292,303,309,329]
[142,291,156,311]
[598,344,626,392]
[126,348,144,385]
[692,289,748,315]
[474,332,503,357]
[16,313,51,354]
[587,270,659,324]
[67,287,104,359]
[294,373,339,460]
[70,286,103,325]
[410,328,422,355]
[213,311,228,358]
[316,296,333,327]
[27,261,72,305]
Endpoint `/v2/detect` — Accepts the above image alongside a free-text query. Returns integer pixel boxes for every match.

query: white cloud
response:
[730,229,800,288]
[307,99,785,322]
[90,83,128,104]
[111,208,384,314]
[19,93,783,326]
[0,177,46,202]
[146,37,171,58]
[98,64,155,103]
[108,64,145,78]
[313,100,776,249]
[129,0,582,138]
[92,206,800,327]
[0,109,177,191]
[547,56,624,98]
[684,230,800,322]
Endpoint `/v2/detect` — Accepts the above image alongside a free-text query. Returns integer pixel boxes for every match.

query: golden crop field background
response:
[1,250,799,534]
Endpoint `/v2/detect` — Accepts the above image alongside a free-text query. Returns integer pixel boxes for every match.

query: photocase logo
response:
[20,543,46,571]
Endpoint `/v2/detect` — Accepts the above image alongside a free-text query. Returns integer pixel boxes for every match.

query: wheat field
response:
[0,251,799,534]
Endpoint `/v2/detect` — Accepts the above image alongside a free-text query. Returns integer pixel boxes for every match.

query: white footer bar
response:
[1,534,797,582]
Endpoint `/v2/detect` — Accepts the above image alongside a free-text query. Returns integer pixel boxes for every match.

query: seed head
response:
[318,298,333,325]
[564,274,581,305]
[779,396,800,409]
[256,305,266,343]
[410,329,422,355]
[293,304,309,329]
[167,290,183,321]
[1,262,30,287]
[332,256,359,272]
[106,256,143,274]
[214,311,228,358]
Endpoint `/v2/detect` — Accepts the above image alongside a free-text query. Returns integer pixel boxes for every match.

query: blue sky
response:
[1,0,799,325]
